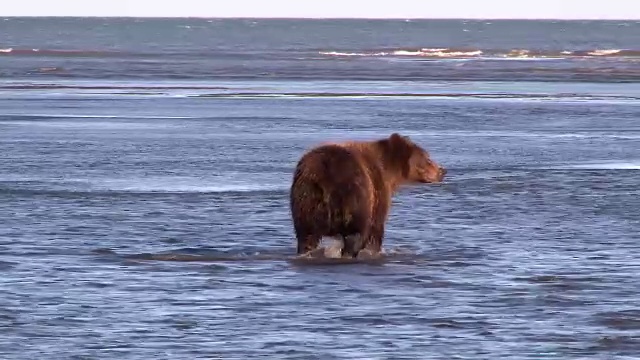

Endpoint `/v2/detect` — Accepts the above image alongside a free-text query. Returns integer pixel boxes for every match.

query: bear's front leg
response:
[356,248,380,260]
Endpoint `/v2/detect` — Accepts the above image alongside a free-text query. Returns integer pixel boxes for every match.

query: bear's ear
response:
[388,133,413,177]
[389,132,410,149]
[390,133,413,146]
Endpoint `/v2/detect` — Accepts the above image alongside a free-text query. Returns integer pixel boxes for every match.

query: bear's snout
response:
[424,165,446,183]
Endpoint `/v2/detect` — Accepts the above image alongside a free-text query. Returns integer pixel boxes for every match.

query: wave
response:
[189,92,640,102]
[0,188,288,197]
[587,49,623,56]
[0,48,123,57]
[0,177,289,195]
[397,131,640,140]
[319,47,640,59]
[258,129,640,141]
[2,46,638,61]
[0,113,200,123]
[319,49,483,58]
[0,114,196,120]
[563,162,640,170]
[0,84,230,91]
[93,180,287,193]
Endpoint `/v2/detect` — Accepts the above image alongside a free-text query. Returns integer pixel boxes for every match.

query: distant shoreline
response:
[1,16,638,21]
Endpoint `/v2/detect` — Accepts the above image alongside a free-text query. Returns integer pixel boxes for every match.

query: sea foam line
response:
[0,114,195,119]
[563,162,640,170]
[0,177,290,194]
[319,47,639,59]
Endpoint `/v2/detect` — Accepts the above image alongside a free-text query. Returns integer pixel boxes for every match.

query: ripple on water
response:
[514,274,614,291]
[595,309,640,330]
[591,335,640,355]
[0,260,17,271]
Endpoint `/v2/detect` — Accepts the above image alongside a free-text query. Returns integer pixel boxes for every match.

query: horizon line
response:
[2,15,638,21]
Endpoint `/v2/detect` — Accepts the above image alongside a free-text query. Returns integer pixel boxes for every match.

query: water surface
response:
[1,18,640,359]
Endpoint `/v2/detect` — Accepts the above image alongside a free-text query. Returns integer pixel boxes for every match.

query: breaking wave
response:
[563,162,640,170]
[0,177,289,195]
[2,47,638,61]
[0,48,122,57]
[189,92,640,102]
[319,47,640,59]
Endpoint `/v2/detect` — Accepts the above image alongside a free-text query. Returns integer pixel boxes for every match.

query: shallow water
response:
[1,18,640,359]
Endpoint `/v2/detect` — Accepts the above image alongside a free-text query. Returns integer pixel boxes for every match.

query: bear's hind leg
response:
[296,233,321,255]
[342,234,364,258]
[339,205,371,258]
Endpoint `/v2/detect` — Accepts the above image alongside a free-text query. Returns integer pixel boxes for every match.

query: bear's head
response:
[386,133,446,184]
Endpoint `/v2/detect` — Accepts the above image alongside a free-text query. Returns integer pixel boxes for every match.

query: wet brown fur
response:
[289,133,446,257]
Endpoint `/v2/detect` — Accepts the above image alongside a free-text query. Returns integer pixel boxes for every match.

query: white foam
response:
[588,49,622,56]
[319,48,485,58]
[319,51,389,57]
[319,47,633,59]
[93,178,287,193]
[0,176,288,193]
[565,162,640,170]
[377,130,640,140]
[0,48,12,53]
[1,120,180,130]
[488,57,560,61]
[1,113,194,119]
[393,49,483,57]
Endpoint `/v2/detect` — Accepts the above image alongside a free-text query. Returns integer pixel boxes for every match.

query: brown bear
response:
[289,133,446,259]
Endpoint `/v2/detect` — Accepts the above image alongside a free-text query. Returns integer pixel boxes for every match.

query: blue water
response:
[1,18,640,359]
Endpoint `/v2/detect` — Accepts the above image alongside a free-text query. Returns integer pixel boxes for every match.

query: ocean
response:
[1,17,639,359]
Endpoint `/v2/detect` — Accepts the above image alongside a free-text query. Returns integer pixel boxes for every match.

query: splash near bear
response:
[289,133,446,259]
